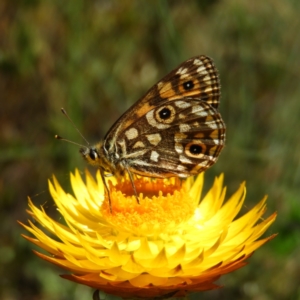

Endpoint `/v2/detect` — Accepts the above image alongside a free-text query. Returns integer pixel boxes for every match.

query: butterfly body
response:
[80,55,226,185]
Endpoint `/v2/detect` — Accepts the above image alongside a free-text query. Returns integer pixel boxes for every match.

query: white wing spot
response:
[203,74,212,84]
[175,100,191,109]
[175,143,183,154]
[177,165,187,171]
[150,151,159,162]
[205,121,218,129]
[176,67,188,75]
[133,141,145,148]
[197,160,213,167]
[157,81,163,89]
[193,59,203,66]
[197,65,208,75]
[192,105,208,116]
[160,162,175,171]
[180,73,189,80]
[146,133,162,146]
[125,128,138,140]
[179,155,193,164]
[179,124,191,132]
[130,159,151,167]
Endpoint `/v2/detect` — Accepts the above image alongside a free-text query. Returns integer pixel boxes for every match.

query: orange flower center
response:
[100,177,196,233]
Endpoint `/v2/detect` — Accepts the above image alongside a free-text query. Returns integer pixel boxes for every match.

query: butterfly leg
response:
[99,167,112,213]
[124,164,140,205]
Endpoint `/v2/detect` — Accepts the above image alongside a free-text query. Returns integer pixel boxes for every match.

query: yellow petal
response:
[20,169,277,299]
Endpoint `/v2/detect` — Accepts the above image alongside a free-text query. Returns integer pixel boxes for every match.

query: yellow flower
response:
[20,170,276,299]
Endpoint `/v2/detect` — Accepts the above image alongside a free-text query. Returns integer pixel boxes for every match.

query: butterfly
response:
[80,55,226,208]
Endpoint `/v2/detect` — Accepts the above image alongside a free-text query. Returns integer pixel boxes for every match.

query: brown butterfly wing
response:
[151,55,220,108]
[115,99,225,177]
[104,55,221,153]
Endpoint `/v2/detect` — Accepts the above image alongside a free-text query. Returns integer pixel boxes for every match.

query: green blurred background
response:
[1,0,300,299]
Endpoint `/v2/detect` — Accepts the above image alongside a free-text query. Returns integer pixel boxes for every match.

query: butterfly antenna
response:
[60,108,90,145]
[55,135,87,148]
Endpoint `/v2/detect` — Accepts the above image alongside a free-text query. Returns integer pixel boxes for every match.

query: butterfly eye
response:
[183,80,194,90]
[89,149,98,160]
[155,105,176,124]
[159,107,171,119]
[189,144,203,155]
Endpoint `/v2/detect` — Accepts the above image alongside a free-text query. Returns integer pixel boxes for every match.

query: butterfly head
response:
[80,142,105,167]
